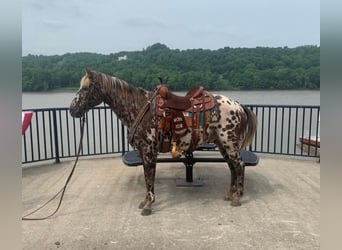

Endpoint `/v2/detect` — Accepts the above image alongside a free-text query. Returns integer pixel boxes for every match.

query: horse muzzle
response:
[69,107,84,118]
[69,97,86,118]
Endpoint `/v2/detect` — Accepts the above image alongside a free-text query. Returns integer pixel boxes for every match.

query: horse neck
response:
[99,75,148,128]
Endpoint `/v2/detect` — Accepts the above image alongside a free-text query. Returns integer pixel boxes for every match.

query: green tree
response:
[22,43,320,91]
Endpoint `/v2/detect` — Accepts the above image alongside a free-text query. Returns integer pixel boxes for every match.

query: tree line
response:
[22,43,320,91]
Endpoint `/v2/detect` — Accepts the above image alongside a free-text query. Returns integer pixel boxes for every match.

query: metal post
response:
[175,151,203,186]
[121,124,126,155]
[185,151,194,182]
[52,109,60,163]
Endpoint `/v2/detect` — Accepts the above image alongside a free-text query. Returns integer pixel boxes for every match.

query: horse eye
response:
[77,87,89,95]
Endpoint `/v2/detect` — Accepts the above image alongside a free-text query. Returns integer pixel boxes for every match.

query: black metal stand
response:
[122,146,259,188]
[185,151,194,182]
[175,151,203,187]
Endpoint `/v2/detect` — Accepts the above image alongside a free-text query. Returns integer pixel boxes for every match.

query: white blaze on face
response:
[80,75,91,88]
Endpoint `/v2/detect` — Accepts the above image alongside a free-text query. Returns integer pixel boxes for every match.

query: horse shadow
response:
[133,163,278,214]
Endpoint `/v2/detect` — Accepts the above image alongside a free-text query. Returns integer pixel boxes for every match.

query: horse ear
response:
[158,77,168,84]
[85,68,96,81]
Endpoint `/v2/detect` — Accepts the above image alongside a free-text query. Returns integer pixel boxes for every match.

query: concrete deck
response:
[22,154,320,250]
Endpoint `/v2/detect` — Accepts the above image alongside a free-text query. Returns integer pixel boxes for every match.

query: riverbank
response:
[22,89,320,109]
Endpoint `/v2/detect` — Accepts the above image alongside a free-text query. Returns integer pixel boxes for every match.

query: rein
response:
[22,115,86,220]
[128,87,161,144]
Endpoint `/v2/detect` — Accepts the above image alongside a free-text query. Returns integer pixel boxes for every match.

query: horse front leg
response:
[138,162,156,216]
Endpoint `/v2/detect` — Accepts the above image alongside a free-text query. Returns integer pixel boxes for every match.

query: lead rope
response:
[22,115,86,221]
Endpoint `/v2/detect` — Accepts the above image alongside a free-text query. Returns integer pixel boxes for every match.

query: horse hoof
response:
[138,201,145,209]
[231,200,242,207]
[224,196,232,201]
[141,208,152,216]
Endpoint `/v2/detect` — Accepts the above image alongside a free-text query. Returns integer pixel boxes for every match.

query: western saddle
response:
[154,84,216,157]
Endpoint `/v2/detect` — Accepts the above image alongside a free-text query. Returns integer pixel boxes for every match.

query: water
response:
[22,90,320,163]
[22,90,320,109]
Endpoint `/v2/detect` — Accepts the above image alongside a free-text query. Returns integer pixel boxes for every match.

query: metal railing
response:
[22,104,320,164]
[22,106,129,164]
[247,105,320,157]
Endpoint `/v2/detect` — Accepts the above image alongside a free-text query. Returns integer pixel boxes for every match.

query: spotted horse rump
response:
[69,68,258,216]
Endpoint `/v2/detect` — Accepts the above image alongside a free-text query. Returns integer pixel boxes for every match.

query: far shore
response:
[22,88,320,94]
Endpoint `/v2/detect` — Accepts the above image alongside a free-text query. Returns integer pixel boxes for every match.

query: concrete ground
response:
[22,154,320,250]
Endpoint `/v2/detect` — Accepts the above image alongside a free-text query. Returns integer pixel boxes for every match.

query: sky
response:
[22,0,320,56]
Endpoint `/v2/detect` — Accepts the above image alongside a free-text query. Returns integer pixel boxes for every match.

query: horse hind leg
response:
[226,155,245,206]
[217,145,237,201]
[218,145,245,206]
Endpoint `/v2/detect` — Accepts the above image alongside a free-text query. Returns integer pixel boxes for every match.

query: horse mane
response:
[85,71,150,127]
[95,72,148,105]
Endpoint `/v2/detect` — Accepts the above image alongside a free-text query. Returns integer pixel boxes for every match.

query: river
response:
[22,90,320,109]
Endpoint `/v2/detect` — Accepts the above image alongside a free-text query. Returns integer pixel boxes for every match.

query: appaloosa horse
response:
[69,69,257,216]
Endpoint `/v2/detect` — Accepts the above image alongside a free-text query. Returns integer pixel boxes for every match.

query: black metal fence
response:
[22,104,320,164]
[247,105,320,157]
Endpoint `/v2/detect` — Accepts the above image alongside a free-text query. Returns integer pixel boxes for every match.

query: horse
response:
[69,69,257,216]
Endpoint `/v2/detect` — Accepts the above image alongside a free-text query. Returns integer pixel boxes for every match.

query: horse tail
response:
[241,105,257,149]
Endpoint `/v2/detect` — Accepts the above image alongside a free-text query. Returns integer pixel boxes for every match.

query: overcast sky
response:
[22,0,320,56]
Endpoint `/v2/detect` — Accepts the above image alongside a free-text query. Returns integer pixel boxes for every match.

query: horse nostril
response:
[70,109,82,118]
[69,108,76,117]
[69,103,79,117]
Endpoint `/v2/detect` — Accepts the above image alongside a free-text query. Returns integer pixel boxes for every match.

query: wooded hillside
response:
[22,43,320,91]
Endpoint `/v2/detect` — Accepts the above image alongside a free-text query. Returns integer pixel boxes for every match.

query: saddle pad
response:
[185,111,204,125]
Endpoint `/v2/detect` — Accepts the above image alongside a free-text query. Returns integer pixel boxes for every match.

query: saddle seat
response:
[156,85,215,113]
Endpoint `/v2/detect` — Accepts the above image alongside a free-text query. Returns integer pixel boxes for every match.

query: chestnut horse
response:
[69,69,257,216]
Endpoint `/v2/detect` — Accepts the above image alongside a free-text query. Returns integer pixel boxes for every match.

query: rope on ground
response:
[22,116,86,220]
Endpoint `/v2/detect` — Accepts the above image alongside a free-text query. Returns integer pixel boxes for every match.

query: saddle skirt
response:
[153,85,216,157]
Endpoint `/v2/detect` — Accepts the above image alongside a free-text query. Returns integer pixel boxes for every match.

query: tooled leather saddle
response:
[154,84,216,157]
